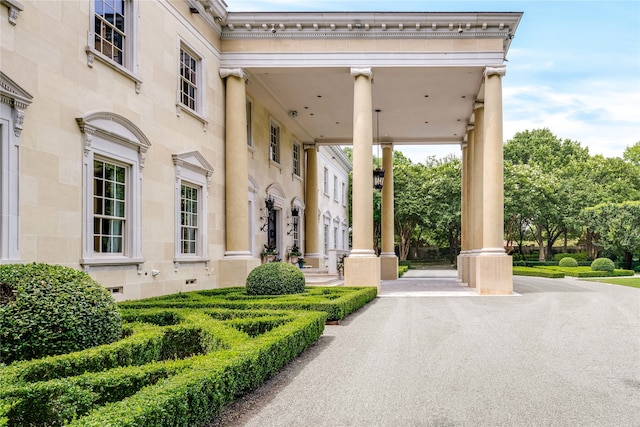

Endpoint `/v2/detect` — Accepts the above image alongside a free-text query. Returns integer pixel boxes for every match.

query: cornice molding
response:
[221,11,522,46]
[0,71,32,109]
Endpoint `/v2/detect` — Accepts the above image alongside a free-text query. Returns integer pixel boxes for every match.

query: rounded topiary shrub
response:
[246,262,306,295]
[0,263,122,364]
[590,258,615,272]
[559,257,578,267]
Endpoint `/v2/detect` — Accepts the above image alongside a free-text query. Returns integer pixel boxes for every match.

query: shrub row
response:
[398,266,409,277]
[118,286,378,321]
[0,308,326,426]
[538,266,635,278]
[512,266,565,278]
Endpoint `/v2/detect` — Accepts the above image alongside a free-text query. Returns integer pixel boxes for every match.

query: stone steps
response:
[301,268,343,287]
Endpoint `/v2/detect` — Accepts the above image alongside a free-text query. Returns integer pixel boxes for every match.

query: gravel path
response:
[208,274,640,427]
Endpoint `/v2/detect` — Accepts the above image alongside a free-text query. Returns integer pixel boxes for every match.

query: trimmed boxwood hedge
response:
[0,308,326,427]
[0,263,122,364]
[118,286,378,322]
[558,257,578,267]
[591,258,615,272]
[512,266,565,278]
[246,262,305,295]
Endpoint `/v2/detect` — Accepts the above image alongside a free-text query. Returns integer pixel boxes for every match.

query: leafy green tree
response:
[623,141,640,165]
[393,152,427,260]
[583,201,640,269]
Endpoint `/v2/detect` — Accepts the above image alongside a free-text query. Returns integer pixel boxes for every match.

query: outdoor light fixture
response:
[259,196,275,232]
[373,109,385,191]
[291,206,299,217]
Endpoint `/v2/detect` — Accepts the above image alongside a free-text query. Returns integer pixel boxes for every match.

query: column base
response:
[380,253,398,280]
[457,252,472,285]
[303,254,323,269]
[474,253,513,295]
[344,255,380,291]
[219,257,261,288]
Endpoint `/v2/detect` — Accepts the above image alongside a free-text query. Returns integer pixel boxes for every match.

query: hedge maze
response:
[0,286,377,426]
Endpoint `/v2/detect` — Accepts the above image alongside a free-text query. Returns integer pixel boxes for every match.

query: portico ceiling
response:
[218,11,523,147]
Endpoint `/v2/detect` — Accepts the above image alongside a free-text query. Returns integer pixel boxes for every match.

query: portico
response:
[218,11,522,294]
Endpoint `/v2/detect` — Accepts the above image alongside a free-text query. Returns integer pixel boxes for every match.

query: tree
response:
[504,129,590,260]
[583,201,640,269]
[422,155,461,263]
[393,152,428,260]
[623,141,640,166]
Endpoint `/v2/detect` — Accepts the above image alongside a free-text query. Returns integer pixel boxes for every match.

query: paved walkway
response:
[210,272,640,427]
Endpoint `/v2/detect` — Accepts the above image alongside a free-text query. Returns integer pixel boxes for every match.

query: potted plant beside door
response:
[261,244,278,263]
[287,245,302,266]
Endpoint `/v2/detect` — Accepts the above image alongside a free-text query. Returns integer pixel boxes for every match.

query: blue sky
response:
[226,1,640,163]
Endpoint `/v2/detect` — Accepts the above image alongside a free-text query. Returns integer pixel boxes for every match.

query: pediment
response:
[0,71,33,109]
[172,150,214,176]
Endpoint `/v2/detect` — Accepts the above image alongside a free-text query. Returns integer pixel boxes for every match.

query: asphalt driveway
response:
[210,274,640,427]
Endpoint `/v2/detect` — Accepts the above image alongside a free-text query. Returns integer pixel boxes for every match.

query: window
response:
[293,142,301,176]
[333,225,338,249]
[323,167,329,195]
[342,182,346,206]
[88,0,140,88]
[173,151,213,262]
[94,0,127,65]
[93,159,126,253]
[333,176,338,201]
[270,120,280,163]
[0,72,32,262]
[323,223,329,256]
[180,184,198,254]
[246,98,253,147]
[179,47,199,112]
[77,112,150,267]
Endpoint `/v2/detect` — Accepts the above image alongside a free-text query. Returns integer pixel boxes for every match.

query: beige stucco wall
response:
[245,93,306,260]
[2,1,227,300]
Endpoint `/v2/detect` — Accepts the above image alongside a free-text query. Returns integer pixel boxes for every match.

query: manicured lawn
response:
[583,277,640,289]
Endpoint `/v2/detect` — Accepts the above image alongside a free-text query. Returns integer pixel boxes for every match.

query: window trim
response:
[0,71,32,263]
[172,150,213,264]
[269,118,281,164]
[77,112,150,269]
[86,0,142,92]
[175,40,208,127]
[246,97,254,148]
[293,140,301,177]
[323,167,329,196]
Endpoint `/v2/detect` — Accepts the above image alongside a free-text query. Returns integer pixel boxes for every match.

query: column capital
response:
[474,101,484,110]
[381,142,394,150]
[219,68,247,80]
[303,142,317,150]
[350,67,373,78]
[484,66,507,78]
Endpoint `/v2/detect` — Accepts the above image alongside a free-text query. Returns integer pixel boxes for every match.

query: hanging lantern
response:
[373,109,384,190]
[373,167,385,190]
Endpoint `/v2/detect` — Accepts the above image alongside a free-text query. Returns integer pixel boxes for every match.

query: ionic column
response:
[344,67,380,289]
[475,66,512,295]
[468,103,484,289]
[380,142,398,280]
[482,66,507,253]
[458,131,470,283]
[219,68,260,286]
[304,144,321,268]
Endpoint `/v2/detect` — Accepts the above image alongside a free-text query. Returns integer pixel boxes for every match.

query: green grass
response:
[583,277,640,289]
